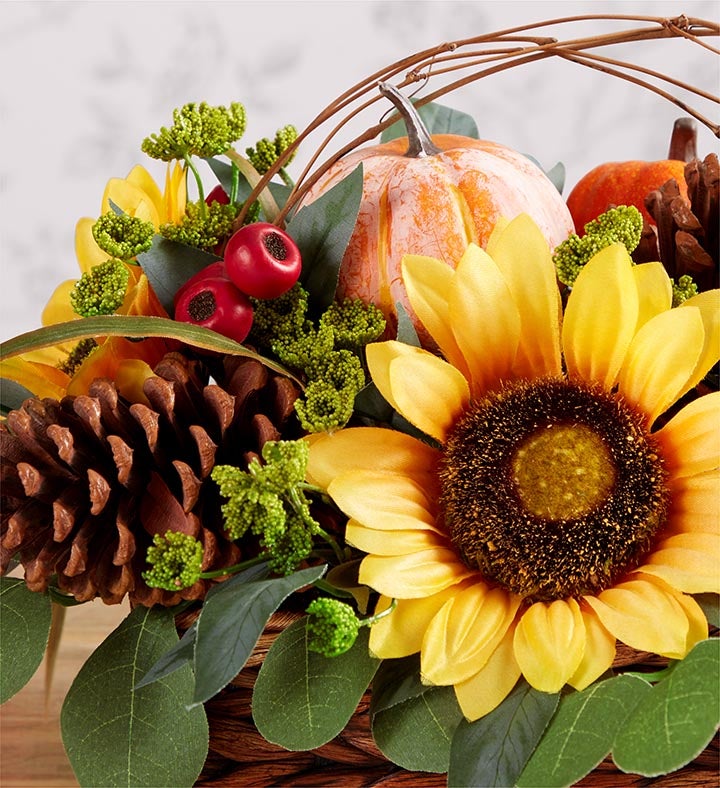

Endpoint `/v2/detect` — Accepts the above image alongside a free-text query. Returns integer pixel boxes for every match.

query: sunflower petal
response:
[489,214,562,379]
[583,577,691,658]
[656,392,720,479]
[672,590,710,653]
[618,306,704,425]
[666,470,720,535]
[358,548,470,599]
[679,289,720,395]
[305,427,441,490]
[422,584,521,685]
[639,532,720,594]
[345,519,445,556]
[562,243,638,389]
[366,340,424,414]
[513,598,586,692]
[633,262,673,330]
[448,244,520,397]
[568,606,616,690]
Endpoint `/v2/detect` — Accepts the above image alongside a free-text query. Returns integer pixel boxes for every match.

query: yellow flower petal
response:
[679,289,720,395]
[306,427,441,491]
[41,280,80,326]
[562,243,638,389]
[454,623,521,722]
[448,243,520,397]
[74,217,108,272]
[122,164,164,220]
[656,391,720,479]
[402,254,471,379]
[366,340,423,415]
[633,262,672,330]
[163,162,187,224]
[359,548,470,599]
[328,470,440,532]
[666,470,720,535]
[639,532,720,594]
[345,519,445,556]
[513,598,586,693]
[618,306,704,425]
[583,576,691,658]
[389,351,470,443]
[568,606,616,690]
[422,584,521,685]
[0,358,70,400]
[672,588,710,653]
[369,588,467,659]
[102,175,160,227]
[489,214,562,379]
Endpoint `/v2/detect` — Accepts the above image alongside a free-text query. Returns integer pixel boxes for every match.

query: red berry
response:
[174,261,229,307]
[205,184,230,205]
[224,222,302,300]
[174,275,253,344]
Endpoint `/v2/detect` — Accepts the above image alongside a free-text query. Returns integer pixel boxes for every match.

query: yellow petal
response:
[75,217,108,272]
[562,243,638,389]
[633,262,672,330]
[358,548,470,599]
[389,351,470,443]
[366,340,424,414]
[484,216,512,256]
[679,290,720,395]
[489,214,562,379]
[345,519,445,556]
[123,164,164,220]
[305,427,441,490]
[454,622,521,722]
[0,358,69,400]
[402,254,471,379]
[422,584,521,685]
[618,306,704,425]
[328,470,440,532]
[656,392,720,479]
[513,598,586,692]
[672,588,710,653]
[41,280,80,326]
[568,606,616,690]
[666,470,720,535]
[163,162,187,224]
[369,587,467,659]
[102,175,160,227]
[639,532,720,594]
[448,243,520,397]
[583,576,690,658]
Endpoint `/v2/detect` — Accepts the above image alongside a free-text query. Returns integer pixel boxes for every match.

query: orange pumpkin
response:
[300,84,573,338]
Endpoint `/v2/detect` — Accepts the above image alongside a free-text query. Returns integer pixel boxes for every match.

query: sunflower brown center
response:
[439,377,668,603]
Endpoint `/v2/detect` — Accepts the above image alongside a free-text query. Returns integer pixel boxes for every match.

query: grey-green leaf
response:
[517,675,652,787]
[694,593,720,628]
[0,378,35,416]
[0,577,52,703]
[381,101,479,141]
[253,618,380,750]
[191,564,324,706]
[61,605,208,788]
[449,680,559,788]
[612,638,720,776]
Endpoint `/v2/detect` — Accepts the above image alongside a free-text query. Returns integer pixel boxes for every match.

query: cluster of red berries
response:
[174,207,302,344]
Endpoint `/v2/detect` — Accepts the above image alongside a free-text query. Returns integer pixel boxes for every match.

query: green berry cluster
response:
[306,598,360,657]
[160,199,240,251]
[69,259,130,317]
[92,213,155,260]
[246,125,298,174]
[142,531,204,591]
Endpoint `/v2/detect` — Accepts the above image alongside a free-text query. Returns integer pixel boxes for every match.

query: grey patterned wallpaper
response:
[1,0,717,340]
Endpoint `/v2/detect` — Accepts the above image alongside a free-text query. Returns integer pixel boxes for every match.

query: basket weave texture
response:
[181,611,719,788]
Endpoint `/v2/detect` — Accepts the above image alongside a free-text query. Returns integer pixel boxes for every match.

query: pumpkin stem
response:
[378,82,442,158]
[668,117,698,162]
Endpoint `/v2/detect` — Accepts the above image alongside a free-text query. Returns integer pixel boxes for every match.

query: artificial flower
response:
[307,213,720,721]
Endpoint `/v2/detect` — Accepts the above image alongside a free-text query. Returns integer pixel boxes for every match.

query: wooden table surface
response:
[1,595,129,788]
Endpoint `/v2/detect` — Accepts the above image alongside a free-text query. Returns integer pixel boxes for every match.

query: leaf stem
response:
[199,554,268,579]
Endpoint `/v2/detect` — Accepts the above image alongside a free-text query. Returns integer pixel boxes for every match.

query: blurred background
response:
[1,0,718,341]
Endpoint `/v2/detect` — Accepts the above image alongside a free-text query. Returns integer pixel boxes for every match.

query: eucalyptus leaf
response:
[0,378,35,416]
[288,164,364,315]
[136,236,221,314]
[370,654,426,714]
[191,564,324,706]
[61,605,208,788]
[380,101,479,142]
[205,157,292,212]
[253,618,380,750]
[395,301,421,347]
[448,680,559,788]
[612,638,720,777]
[134,620,197,690]
[517,675,652,787]
[694,592,720,628]
[0,577,52,704]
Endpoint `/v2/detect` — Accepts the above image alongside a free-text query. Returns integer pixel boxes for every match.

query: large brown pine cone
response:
[0,352,302,606]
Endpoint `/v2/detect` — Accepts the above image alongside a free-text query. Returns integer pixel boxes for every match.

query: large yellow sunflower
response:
[307,214,720,721]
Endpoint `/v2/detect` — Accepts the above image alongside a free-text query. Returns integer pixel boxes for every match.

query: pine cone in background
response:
[0,352,302,606]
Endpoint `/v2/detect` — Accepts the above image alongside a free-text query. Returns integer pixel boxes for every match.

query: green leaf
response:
[381,101,479,141]
[61,606,208,788]
[695,593,720,628]
[288,164,364,315]
[252,618,380,750]
[517,675,652,787]
[0,378,35,416]
[133,621,197,690]
[612,638,720,776]
[395,301,421,347]
[205,157,292,212]
[191,564,325,706]
[136,236,220,314]
[449,680,559,788]
[370,654,426,714]
[0,577,52,704]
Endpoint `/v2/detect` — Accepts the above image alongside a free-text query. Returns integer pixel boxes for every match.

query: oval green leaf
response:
[517,675,652,787]
[61,605,208,788]
[612,638,720,777]
[0,577,52,703]
[253,618,380,750]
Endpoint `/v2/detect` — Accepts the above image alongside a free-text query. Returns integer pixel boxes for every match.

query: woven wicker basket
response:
[192,14,719,788]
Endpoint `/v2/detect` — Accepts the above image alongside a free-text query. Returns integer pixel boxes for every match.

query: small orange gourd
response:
[566,118,696,234]
[301,84,574,337]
